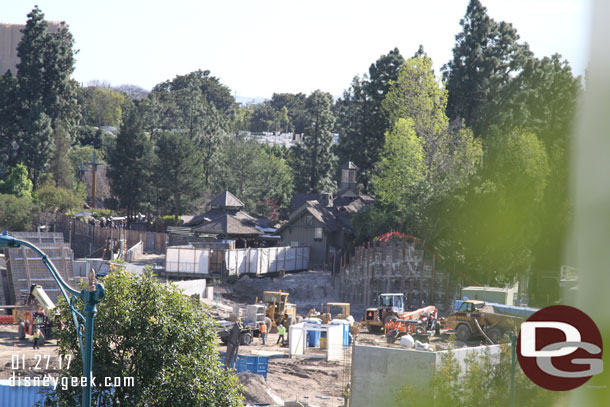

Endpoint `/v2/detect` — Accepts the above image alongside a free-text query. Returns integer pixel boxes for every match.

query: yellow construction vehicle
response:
[260,290,299,330]
[12,285,57,341]
[307,302,351,324]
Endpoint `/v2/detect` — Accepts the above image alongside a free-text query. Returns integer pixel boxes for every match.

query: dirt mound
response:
[238,371,284,406]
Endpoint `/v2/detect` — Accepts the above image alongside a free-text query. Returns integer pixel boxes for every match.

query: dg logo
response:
[517,305,604,391]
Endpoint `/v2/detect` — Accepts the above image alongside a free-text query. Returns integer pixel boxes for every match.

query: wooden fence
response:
[55,214,168,257]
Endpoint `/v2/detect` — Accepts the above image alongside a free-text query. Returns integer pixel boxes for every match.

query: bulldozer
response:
[260,290,299,331]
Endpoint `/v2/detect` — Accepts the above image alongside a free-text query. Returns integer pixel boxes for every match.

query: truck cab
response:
[361,293,405,334]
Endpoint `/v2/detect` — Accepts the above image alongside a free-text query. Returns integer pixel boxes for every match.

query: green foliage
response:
[371,118,425,223]
[154,131,204,223]
[336,48,405,191]
[44,269,243,406]
[0,72,19,168]
[106,105,154,217]
[0,193,33,230]
[15,6,80,188]
[442,0,531,135]
[438,129,550,284]
[361,55,482,244]
[80,86,126,127]
[213,135,294,217]
[0,163,33,199]
[394,347,565,407]
[35,177,84,213]
[292,90,337,193]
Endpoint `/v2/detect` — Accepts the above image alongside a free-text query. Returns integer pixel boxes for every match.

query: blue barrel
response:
[331,319,350,347]
[304,318,322,347]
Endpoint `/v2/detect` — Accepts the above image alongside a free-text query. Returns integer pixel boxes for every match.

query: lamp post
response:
[0,231,105,407]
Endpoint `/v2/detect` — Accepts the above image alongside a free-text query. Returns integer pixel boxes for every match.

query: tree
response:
[442,0,531,135]
[335,49,405,191]
[35,176,84,213]
[0,193,33,231]
[363,55,483,242]
[0,163,33,199]
[144,73,228,187]
[152,69,234,115]
[154,131,204,224]
[370,118,426,228]
[292,90,337,193]
[106,106,153,218]
[80,86,126,127]
[213,135,294,217]
[49,120,73,188]
[44,269,243,406]
[438,129,550,284]
[14,6,80,188]
[0,72,19,168]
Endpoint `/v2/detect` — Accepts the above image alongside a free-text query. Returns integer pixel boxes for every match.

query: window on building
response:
[314,227,323,240]
[305,215,313,225]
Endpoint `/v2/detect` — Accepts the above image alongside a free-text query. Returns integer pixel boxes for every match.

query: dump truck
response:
[443,300,534,343]
[361,293,405,334]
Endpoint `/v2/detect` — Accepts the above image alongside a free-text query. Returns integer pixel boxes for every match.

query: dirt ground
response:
[0,269,470,406]
[0,324,61,380]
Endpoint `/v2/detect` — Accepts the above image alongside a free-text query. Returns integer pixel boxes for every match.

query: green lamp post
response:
[0,231,105,407]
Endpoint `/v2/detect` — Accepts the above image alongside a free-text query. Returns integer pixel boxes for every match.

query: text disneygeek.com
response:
[9,373,135,390]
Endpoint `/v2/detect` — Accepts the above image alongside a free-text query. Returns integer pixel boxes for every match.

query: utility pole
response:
[82,151,102,208]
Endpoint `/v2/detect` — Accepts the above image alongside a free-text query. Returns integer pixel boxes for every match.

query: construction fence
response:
[0,232,76,306]
[340,239,454,311]
[165,246,310,277]
[54,214,168,257]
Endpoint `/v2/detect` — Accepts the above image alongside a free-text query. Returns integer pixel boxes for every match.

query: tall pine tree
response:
[293,90,337,193]
[107,106,153,219]
[336,48,404,191]
[15,6,80,188]
[442,0,531,136]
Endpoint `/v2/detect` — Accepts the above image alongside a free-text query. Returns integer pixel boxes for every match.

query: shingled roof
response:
[208,191,245,209]
[192,214,263,235]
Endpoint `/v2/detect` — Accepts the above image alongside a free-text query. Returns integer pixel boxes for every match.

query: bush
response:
[0,193,34,231]
[43,268,244,406]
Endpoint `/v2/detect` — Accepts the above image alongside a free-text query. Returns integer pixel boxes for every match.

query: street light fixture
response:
[0,231,105,407]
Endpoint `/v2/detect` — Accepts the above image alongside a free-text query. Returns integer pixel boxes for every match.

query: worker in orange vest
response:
[259,322,267,345]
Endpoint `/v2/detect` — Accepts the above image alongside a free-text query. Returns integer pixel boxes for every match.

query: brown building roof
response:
[208,191,245,209]
[192,214,263,236]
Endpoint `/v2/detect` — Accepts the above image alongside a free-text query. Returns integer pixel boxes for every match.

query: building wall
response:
[0,22,60,75]
[280,214,328,267]
[351,344,503,407]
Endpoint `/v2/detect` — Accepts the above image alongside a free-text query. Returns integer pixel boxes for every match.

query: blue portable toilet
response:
[331,319,350,347]
[304,318,322,347]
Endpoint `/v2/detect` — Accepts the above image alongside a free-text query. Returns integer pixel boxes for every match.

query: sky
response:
[2,0,592,100]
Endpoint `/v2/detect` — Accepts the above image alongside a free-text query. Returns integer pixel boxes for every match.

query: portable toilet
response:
[331,319,350,347]
[304,318,322,347]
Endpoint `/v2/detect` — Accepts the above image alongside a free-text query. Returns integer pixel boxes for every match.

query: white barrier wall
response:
[289,323,344,361]
[165,246,309,275]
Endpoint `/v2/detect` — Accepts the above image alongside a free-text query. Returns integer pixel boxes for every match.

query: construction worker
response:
[276,323,286,345]
[33,327,42,350]
[225,319,242,370]
[259,322,267,345]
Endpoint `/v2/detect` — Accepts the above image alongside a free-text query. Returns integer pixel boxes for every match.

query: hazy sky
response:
[3,0,592,99]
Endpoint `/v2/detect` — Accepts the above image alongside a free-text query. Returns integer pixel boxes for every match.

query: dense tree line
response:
[0,2,582,303]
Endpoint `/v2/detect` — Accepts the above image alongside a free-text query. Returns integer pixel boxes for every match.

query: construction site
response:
[0,227,536,407]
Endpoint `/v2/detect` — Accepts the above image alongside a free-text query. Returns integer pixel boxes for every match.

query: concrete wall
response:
[351,344,502,407]
[0,22,60,75]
